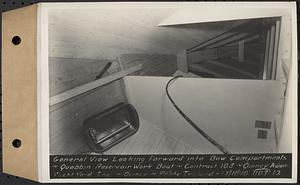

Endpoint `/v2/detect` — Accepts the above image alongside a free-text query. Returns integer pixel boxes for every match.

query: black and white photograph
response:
[0,1,297,183]
[40,2,297,182]
[47,3,295,157]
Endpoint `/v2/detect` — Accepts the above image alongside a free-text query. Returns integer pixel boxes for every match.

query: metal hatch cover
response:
[83,103,139,153]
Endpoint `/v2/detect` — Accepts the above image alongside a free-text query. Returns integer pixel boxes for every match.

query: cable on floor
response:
[165,75,230,154]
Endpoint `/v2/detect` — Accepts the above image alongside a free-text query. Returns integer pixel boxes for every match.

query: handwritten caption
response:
[50,154,291,178]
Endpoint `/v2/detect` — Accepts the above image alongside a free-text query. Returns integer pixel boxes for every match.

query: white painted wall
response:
[125,76,283,153]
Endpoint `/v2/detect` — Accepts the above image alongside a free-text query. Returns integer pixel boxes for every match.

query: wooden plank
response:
[238,40,245,62]
[207,60,257,78]
[187,21,259,53]
[190,32,251,52]
[174,140,187,154]
[267,24,276,79]
[49,80,127,154]
[189,64,226,78]
[148,129,165,154]
[104,117,199,154]
[163,136,178,153]
[117,56,124,71]
[50,64,142,106]
[49,59,120,96]
[176,50,188,73]
[272,19,281,79]
[263,29,271,79]
[187,48,218,64]
[243,34,260,43]
[188,31,237,53]
[49,81,126,140]
[199,61,254,79]
[190,147,201,154]
[120,54,177,76]
[207,32,251,49]
[281,59,290,81]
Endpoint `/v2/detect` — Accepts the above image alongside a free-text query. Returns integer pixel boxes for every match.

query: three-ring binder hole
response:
[12,36,21,45]
[12,139,21,148]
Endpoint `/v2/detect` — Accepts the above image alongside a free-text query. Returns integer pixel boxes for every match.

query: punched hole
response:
[12,36,21,45]
[12,139,21,148]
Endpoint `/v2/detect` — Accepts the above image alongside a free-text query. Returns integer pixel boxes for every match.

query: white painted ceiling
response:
[49,7,246,60]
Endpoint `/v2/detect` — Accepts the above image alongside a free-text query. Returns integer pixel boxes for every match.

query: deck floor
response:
[105,118,201,154]
[69,117,201,155]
